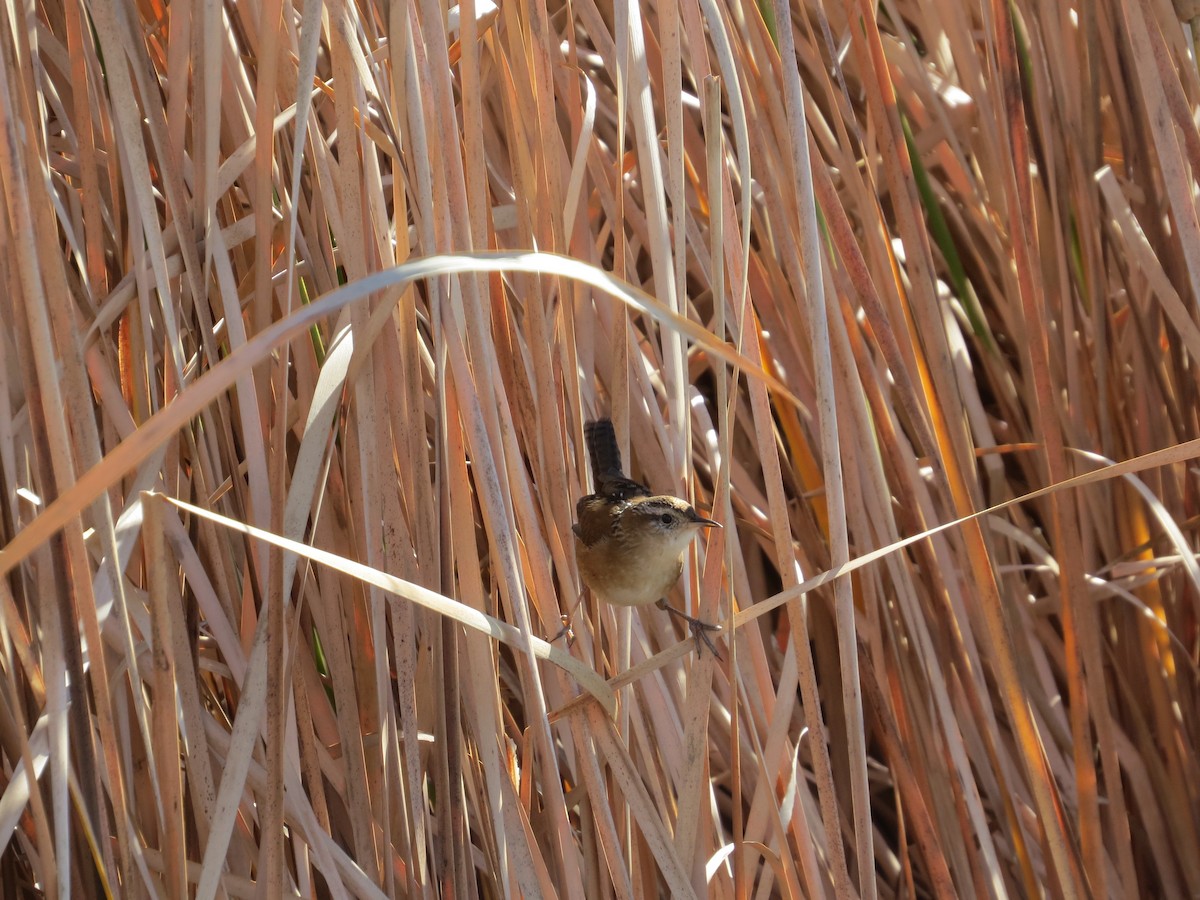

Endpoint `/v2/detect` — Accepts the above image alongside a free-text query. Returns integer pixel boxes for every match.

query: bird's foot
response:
[545,614,576,647]
[656,599,722,661]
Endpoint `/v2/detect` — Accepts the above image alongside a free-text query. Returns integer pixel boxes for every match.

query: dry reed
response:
[1,0,1198,896]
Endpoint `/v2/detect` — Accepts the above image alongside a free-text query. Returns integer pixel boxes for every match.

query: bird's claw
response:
[657,599,722,661]
[688,618,723,661]
[546,615,576,647]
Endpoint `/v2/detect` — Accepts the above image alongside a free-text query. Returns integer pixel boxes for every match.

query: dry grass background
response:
[1,0,1199,895]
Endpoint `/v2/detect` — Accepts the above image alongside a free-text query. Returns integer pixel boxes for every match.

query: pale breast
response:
[574,532,684,607]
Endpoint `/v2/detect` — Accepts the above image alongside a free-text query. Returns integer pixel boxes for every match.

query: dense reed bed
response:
[1,0,1199,895]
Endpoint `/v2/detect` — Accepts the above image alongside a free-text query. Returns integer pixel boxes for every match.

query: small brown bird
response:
[573,418,722,657]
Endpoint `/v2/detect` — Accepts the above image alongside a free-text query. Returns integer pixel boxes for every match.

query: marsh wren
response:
[573,419,722,657]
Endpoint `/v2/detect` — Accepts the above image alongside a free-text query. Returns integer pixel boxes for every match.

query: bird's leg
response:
[656,598,722,661]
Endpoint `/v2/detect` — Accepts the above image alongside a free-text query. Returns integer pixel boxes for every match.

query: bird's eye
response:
[660,512,673,525]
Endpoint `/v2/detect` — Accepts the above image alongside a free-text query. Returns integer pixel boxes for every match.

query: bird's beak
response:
[688,510,721,528]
